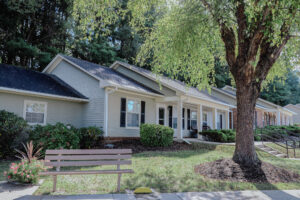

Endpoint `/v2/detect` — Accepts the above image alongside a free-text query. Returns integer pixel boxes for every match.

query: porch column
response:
[276,111,281,126]
[213,108,218,129]
[197,104,202,137]
[177,98,183,139]
[226,110,229,129]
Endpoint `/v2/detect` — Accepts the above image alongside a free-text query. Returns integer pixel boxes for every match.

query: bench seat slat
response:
[40,169,134,176]
[46,149,132,155]
[44,160,132,167]
[45,154,131,161]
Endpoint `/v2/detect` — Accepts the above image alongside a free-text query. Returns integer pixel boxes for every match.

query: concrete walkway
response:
[9,190,300,200]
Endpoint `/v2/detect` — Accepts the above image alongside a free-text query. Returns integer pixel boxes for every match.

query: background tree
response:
[73,0,300,166]
[261,71,300,106]
[0,0,73,70]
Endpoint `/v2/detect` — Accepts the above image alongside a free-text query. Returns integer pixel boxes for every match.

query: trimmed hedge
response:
[78,126,103,149]
[29,123,80,154]
[200,129,236,143]
[0,110,29,158]
[30,123,104,153]
[140,124,174,147]
[254,125,300,137]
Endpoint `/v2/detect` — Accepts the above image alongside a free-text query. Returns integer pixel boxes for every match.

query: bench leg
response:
[53,175,57,192]
[117,173,122,192]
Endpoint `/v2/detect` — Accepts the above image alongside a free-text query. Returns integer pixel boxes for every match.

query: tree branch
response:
[200,0,237,72]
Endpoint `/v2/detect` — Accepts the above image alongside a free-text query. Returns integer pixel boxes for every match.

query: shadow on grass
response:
[236,155,300,200]
[132,143,230,159]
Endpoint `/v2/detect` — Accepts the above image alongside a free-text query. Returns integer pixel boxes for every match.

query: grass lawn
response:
[0,160,12,181]
[265,143,300,158]
[33,143,300,195]
[1,143,300,195]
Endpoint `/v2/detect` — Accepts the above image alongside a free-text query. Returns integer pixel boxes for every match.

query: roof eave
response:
[0,87,89,103]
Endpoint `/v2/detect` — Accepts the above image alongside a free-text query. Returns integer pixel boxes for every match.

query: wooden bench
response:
[40,149,133,192]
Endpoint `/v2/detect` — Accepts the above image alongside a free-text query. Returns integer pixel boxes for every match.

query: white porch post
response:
[197,105,202,139]
[226,110,229,129]
[276,111,281,126]
[213,108,218,129]
[177,98,183,139]
[197,104,203,132]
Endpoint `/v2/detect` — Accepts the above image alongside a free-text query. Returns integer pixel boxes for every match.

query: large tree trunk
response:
[233,82,261,167]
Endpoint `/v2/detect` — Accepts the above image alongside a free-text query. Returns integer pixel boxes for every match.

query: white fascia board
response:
[103,85,163,98]
[44,54,102,83]
[42,54,62,73]
[0,87,89,103]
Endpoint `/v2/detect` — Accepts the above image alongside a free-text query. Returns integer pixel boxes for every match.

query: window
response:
[168,106,173,127]
[217,114,223,129]
[203,112,208,126]
[158,107,165,125]
[24,100,47,125]
[126,99,140,127]
[182,108,185,129]
[191,111,197,129]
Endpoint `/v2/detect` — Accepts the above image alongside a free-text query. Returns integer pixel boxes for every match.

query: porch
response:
[155,96,233,139]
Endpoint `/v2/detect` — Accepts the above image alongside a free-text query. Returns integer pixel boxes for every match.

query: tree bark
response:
[233,81,260,166]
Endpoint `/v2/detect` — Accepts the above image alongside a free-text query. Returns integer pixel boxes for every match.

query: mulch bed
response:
[194,158,300,183]
[98,139,194,153]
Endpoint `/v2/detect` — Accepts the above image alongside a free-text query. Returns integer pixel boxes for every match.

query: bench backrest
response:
[44,149,132,170]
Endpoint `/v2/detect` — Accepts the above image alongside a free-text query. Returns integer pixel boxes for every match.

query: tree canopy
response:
[72,0,300,90]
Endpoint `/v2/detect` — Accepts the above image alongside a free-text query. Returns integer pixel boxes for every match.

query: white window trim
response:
[125,97,141,129]
[190,110,198,129]
[156,103,167,126]
[23,100,47,125]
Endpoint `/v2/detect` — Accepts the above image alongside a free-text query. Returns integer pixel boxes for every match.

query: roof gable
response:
[0,63,88,100]
[45,55,162,97]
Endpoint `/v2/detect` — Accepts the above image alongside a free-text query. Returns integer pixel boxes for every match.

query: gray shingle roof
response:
[113,61,232,106]
[60,55,161,95]
[0,63,88,99]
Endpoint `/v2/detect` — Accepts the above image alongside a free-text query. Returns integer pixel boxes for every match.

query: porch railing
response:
[259,129,299,158]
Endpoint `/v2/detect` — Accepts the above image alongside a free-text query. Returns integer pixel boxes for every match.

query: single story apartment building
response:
[211,86,295,129]
[0,54,296,138]
[284,104,300,124]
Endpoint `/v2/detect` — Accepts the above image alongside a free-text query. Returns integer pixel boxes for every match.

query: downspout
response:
[104,87,118,137]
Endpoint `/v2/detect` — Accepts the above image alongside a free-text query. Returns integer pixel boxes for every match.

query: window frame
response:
[156,103,167,126]
[23,100,47,125]
[125,97,141,129]
[190,110,197,129]
[202,112,208,125]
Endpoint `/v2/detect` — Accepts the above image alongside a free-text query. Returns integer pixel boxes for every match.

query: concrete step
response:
[276,154,287,158]
[269,151,280,154]
[256,144,288,158]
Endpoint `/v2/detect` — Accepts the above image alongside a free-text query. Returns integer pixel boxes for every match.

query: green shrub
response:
[5,159,48,184]
[78,126,103,149]
[140,124,174,147]
[29,123,80,154]
[0,110,29,158]
[200,129,236,143]
[254,125,300,138]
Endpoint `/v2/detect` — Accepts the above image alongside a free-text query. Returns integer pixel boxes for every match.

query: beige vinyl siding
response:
[284,105,300,124]
[114,65,177,96]
[0,92,83,127]
[211,89,237,106]
[107,91,156,137]
[50,60,105,128]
